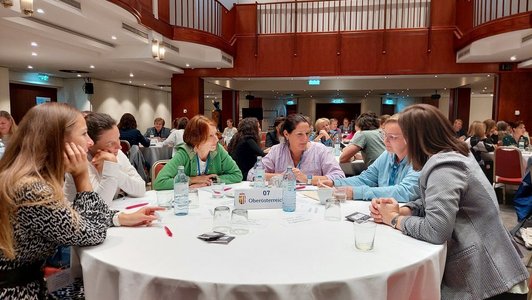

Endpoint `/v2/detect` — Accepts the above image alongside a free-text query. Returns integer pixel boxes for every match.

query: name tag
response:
[234,188,283,209]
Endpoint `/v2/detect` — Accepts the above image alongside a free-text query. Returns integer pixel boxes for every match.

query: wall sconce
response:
[151,39,165,61]
[1,0,14,8]
[20,0,33,16]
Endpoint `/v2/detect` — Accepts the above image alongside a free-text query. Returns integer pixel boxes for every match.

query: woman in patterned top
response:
[0,103,162,299]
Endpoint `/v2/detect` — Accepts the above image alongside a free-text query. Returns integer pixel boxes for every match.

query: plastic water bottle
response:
[0,139,4,160]
[334,135,341,156]
[173,166,189,216]
[282,167,296,212]
[254,156,265,188]
[518,136,525,150]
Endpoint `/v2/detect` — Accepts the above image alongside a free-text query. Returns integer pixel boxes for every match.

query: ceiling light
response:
[510,55,517,61]
[27,65,33,69]
[111,35,117,40]
[487,74,491,77]
[129,73,134,77]
[185,64,190,67]
[1,1,14,8]
[20,0,33,16]
[143,83,146,86]
[151,39,165,61]
[31,52,37,56]
[90,65,95,69]
[76,74,81,77]
[36,8,44,13]
[434,75,438,78]
[30,42,38,47]
[129,80,132,84]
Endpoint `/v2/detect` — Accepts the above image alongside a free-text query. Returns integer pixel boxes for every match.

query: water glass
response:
[324,198,341,221]
[354,221,377,251]
[269,175,283,188]
[213,206,231,233]
[156,190,174,209]
[189,188,199,209]
[212,182,225,199]
[317,188,333,205]
[333,186,347,203]
[231,209,249,235]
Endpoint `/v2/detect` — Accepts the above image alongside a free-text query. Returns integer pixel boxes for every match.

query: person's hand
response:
[315,178,333,187]
[64,142,88,177]
[190,174,217,186]
[92,150,117,174]
[377,198,400,225]
[369,198,384,223]
[118,206,166,227]
[291,167,307,183]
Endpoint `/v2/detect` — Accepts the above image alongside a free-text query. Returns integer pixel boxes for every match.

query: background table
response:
[76,183,446,300]
[140,144,173,169]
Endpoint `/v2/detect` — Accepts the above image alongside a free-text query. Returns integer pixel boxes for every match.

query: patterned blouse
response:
[0,177,116,299]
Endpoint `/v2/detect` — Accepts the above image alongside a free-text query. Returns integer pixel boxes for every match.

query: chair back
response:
[260,132,267,149]
[494,147,523,180]
[151,159,170,183]
[120,140,131,156]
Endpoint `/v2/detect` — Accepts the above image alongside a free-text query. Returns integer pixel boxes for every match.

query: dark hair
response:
[280,114,310,135]
[355,112,380,130]
[227,117,260,153]
[117,113,137,130]
[183,115,217,147]
[85,112,116,143]
[176,117,189,130]
[399,104,469,171]
[483,119,496,136]
[508,120,525,129]
[273,117,285,128]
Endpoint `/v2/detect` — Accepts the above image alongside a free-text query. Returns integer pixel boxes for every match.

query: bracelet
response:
[112,212,122,227]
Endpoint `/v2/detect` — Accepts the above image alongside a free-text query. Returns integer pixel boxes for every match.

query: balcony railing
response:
[474,0,531,27]
[257,0,431,34]
[169,0,225,36]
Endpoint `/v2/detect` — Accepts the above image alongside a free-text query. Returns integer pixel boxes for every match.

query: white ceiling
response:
[0,0,528,98]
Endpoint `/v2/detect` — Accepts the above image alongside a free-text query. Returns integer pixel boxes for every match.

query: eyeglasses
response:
[383,132,403,142]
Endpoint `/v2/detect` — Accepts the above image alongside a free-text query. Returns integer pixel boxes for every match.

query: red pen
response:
[125,202,149,209]
[296,185,306,190]
[164,226,173,237]
[224,187,232,191]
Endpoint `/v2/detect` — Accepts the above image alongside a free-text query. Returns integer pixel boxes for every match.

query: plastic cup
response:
[212,182,225,199]
[213,206,231,233]
[324,198,341,221]
[354,221,377,251]
[317,188,333,205]
[189,188,199,209]
[231,209,249,235]
[333,186,347,203]
[156,190,173,209]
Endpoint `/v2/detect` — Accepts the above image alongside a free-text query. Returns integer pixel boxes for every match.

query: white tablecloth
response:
[76,183,446,300]
[484,150,532,176]
[140,144,173,168]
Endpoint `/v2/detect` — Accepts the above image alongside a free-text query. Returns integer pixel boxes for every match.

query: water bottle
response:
[334,135,341,156]
[254,156,265,188]
[518,136,525,150]
[0,139,4,160]
[173,166,189,216]
[282,167,296,212]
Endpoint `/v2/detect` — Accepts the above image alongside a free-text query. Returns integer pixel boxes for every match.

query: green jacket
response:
[153,143,242,190]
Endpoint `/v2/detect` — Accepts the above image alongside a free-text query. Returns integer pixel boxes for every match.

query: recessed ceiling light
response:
[31,42,38,47]
[490,94,494,97]
[384,76,388,79]
[36,8,44,14]
[510,55,517,61]
[216,67,221,70]
[129,80,132,83]
[90,65,95,69]
[185,64,190,67]
[143,83,146,86]
[129,73,134,77]
[31,52,37,56]
[487,74,491,77]
[111,35,117,40]
[27,65,33,69]
[77,74,81,77]
[434,75,438,78]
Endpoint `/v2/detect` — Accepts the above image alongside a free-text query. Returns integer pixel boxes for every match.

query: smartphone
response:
[345,212,372,223]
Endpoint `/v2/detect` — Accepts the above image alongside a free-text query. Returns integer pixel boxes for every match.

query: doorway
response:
[9,83,57,123]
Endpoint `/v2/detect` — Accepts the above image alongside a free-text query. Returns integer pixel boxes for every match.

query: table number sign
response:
[234,188,283,209]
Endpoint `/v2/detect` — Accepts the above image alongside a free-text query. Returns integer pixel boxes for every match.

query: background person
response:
[0,103,161,299]
[64,112,146,205]
[309,118,333,147]
[153,115,242,189]
[118,113,150,147]
[248,114,344,183]
[228,117,265,180]
[144,117,171,140]
[370,104,528,300]
[503,121,529,148]
[265,116,285,148]
[453,118,466,140]
[0,110,17,146]
[222,118,238,146]
[163,117,189,157]
[339,112,385,166]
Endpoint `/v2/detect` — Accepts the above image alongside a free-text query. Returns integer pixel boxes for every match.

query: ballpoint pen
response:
[125,202,149,209]
[164,226,173,237]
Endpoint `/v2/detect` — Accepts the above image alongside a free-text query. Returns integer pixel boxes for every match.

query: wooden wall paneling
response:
[380,30,429,73]
[171,75,204,120]
[256,35,293,76]
[430,0,456,27]
[497,71,532,128]
[223,7,236,43]
[139,0,153,15]
[235,4,257,35]
[292,34,338,75]
[222,90,239,126]
[339,33,381,74]
[233,37,258,75]
[454,0,474,35]
[9,83,57,123]
[173,28,233,55]
[158,0,170,24]
[450,87,471,127]
[315,103,361,122]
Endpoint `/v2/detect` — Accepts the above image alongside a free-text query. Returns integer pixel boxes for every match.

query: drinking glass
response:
[189,188,199,209]
[213,206,231,233]
[324,198,341,221]
[354,221,377,251]
[231,209,249,235]
[156,190,174,209]
[212,182,225,199]
[317,188,333,205]
[333,186,347,203]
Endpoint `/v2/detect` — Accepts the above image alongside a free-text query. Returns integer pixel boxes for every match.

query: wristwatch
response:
[390,214,400,229]
[307,175,312,185]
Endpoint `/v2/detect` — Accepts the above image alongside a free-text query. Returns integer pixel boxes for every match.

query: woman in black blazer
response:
[228,117,265,180]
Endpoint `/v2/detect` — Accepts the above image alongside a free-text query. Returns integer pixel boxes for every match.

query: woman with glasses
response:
[370,104,528,300]
[248,114,344,184]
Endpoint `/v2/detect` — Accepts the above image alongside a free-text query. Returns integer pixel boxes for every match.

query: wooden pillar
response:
[496,71,532,127]
[449,87,471,127]
[171,75,204,120]
[222,90,239,126]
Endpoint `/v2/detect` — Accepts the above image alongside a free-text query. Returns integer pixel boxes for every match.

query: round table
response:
[76,182,446,300]
[140,144,173,169]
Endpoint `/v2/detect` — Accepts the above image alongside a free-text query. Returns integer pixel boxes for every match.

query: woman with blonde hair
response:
[309,117,333,146]
[465,120,495,166]
[0,103,162,299]
[0,110,17,146]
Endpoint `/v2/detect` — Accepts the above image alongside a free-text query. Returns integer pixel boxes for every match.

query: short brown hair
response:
[154,117,165,126]
[183,115,217,147]
[467,121,485,138]
[399,104,469,171]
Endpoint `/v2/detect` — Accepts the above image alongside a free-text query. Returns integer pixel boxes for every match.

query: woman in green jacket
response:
[153,115,242,190]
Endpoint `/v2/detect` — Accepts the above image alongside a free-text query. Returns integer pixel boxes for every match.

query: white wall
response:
[438,95,450,119]
[58,79,91,111]
[469,94,494,125]
[0,67,10,112]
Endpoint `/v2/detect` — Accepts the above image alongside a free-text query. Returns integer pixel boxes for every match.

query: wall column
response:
[0,67,10,112]
[449,87,471,126]
[496,71,532,127]
[171,75,204,120]
[222,90,239,126]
